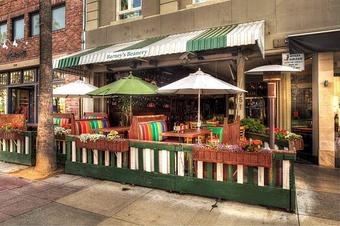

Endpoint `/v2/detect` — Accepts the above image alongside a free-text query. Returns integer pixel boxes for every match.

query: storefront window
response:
[10,71,21,84]
[0,73,8,85]
[291,58,313,128]
[23,69,36,83]
[117,0,142,20]
[0,89,7,114]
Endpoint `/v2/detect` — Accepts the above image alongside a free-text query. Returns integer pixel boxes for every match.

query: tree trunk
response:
[35,0,56,174]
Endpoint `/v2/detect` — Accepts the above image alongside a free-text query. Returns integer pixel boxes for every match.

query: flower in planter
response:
[284,132,302,141]
[106,130,120,141]
[240,139,263,152]
[54,126,71,136]
[274,128,288,140]
[226,144,243,152]
[79,134,106,143]
[0,123,22,133]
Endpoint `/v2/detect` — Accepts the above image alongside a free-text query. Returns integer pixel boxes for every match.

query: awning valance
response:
[54,20,265,69]
[288,29,340,54]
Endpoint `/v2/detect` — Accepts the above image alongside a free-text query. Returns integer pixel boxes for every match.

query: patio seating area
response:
[0,68,304,212]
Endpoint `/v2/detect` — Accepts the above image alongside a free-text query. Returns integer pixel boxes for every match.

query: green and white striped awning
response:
[53,20,264,69]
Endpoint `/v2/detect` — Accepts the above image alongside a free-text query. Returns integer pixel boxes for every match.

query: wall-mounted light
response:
[324,80,329,87]
[2,42,8,49]
[12,40,18,47]
[1,39,28,49]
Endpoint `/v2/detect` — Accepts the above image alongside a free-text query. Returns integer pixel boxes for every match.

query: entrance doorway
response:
[8,86,36,123]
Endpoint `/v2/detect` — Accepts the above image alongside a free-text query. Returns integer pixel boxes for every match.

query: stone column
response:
[278,73,292,131]
[312,52,335,168]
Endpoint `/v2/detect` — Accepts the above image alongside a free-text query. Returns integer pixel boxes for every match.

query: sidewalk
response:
[0,162,339,226]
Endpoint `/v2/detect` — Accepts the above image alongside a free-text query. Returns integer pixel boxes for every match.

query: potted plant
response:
[54,126,71,140]
[76,130,129,152]
[0,123,25,140]
[192,140,272,168]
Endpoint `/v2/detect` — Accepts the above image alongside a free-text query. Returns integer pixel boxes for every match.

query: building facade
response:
[0,0,84,122]
[55,0,340,168]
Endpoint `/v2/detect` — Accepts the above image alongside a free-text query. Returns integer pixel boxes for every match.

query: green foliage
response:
[240,118,266,134]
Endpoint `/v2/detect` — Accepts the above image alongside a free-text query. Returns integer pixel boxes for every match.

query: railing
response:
[55,136,68,164]
[65,136,296,212]
[0,131,36,166]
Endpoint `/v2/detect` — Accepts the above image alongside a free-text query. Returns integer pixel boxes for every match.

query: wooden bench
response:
[74,118,110,135]
[129,115,168,141]
[52,113,75,134]
[83,112,108,119]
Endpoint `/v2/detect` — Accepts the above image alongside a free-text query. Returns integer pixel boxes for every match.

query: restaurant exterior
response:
[53,0,340,168]
[0,0,84,122]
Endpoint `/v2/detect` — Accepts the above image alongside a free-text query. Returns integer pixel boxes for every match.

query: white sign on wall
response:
[282,53,305,71]
[106,49,149,61]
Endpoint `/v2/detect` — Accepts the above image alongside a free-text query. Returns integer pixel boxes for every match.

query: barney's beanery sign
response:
[106,49,149,61]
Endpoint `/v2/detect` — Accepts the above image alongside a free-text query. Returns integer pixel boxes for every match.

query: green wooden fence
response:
[0,132,69,166]
[65,136,296,212]
[0,131,36,166]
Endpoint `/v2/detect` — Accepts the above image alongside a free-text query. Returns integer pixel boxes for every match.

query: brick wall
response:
[0,0,83,65]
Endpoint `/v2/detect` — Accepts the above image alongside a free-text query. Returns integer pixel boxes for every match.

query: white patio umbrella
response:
[158,68,246,129]
[245,65,300,74]
[245,64,300,149]
[53,80,98,117]
[53,80,98,97]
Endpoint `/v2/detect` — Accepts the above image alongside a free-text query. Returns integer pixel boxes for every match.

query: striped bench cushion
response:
[53,118,70,128]
[76,119,109,134]
[83,116,104,119]
[138,121,167,141]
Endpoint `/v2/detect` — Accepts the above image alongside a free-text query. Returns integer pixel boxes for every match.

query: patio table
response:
[161,129,211,143]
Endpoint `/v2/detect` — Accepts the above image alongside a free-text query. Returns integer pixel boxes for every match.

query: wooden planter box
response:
[192,147,272,168]
[55,134,66,140]
[0,131,24,140]
[76,139,129,152]
[288,139,304,151]
[246,132,304,151]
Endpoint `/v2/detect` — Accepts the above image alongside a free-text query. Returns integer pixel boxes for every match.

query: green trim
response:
[65,161,294,211]
[186,25,236,52]
[57,45,111,69]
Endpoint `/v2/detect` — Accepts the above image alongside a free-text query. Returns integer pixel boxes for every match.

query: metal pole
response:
[197,89,201,130]
[268,82,276,149]
[130,95,132,125]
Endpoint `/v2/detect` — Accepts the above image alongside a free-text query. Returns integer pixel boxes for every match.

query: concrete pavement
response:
[0,161,339,226]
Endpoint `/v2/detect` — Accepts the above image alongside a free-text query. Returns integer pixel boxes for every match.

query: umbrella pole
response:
[129,96,132,125]
[197,90,201,130]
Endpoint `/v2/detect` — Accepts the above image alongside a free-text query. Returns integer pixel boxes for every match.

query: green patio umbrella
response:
[87,73,158,122]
